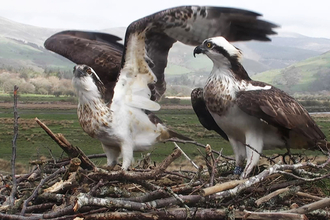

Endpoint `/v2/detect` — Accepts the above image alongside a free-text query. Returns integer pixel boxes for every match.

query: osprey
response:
[72,64,189,169]
[45,6,278,170]
[193,36,327,178]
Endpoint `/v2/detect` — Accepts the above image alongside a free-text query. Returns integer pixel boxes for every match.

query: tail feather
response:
[147,110,193,142]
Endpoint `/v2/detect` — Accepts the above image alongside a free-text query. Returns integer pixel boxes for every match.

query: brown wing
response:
[44,30,124,103]
[236,82,326,142]
[122,6,278,100]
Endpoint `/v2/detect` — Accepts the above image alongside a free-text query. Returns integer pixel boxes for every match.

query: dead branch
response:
[0,213,40,220]
[201,179,246,196]
[80,208,307,220]
[9,85,19,208]
[255,187,290,206]
[74,193,203,212]
[174,142,198,169]
[296,192,323,201]
[166,138,234,161]
[35,118,96,170]
[243,210,307,220]
[213,162,327,200]
[285,197,330,214]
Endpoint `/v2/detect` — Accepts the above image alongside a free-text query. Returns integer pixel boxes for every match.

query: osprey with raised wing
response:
[45,6,278,170]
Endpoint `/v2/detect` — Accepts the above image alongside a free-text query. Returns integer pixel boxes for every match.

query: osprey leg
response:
[102,144,121,168]
[228,138,246,175]
[242,132,264,178]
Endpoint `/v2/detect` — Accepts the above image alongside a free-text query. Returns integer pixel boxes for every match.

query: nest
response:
[1,118,330,220]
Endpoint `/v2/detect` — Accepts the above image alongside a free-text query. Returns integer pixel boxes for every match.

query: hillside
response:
[1,16,330,94]
[0,35,74,73]
[252,51,330,93]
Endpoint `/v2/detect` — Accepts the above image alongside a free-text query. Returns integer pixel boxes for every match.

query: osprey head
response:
[193,36,242,62]
[72,64,106,99]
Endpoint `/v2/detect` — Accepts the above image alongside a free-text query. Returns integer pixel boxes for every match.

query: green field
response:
[1,98,329,172]
[0,104,231,170]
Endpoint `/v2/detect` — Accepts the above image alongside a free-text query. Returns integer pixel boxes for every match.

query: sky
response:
[1,0,330,38]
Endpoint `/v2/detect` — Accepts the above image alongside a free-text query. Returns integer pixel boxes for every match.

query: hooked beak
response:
[193,45,206,57]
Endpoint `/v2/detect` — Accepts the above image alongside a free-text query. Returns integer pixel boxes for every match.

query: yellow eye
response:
[206,42,212,48]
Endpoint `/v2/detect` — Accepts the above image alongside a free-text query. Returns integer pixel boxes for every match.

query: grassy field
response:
[0,105,229,169]
[1,95,329,172]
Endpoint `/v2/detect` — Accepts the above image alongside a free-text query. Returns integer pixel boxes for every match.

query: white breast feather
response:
[72,76,101,105]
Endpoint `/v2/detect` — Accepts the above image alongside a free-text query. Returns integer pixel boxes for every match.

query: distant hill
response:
[1,16,330,93]
[252,51,330,93]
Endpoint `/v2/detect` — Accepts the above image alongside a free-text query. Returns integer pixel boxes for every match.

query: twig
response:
[9,85,19,208]
[243,210,307,220]
[285,197,330,214]
[78,208,307,220]
[208,144,217,186]
[245,144,276,164]
[255,187,290,206]
[20,167,65,215]
[296,192,323,201]
[166,138,234,160]
[213,161,325,200]
[277,170,330,181]
[201,179,246,196]
[173,142,198,169]
[74,192,203,212]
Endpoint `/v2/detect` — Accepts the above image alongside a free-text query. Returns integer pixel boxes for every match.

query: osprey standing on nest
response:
[193,36,328,178]
[45,6,277,170]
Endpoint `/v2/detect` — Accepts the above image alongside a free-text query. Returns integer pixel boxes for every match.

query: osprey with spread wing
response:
[45,6,277,170]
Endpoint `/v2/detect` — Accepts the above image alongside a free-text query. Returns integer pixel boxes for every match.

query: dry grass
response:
[0,159,27,174]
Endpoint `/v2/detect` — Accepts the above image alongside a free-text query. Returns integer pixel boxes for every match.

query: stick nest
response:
[1,119,330,220]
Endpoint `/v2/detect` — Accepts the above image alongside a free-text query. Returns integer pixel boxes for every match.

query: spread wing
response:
[44,30,124,103]
[236,81,326,142]
[122,5,278,100]
[191,88,228,141]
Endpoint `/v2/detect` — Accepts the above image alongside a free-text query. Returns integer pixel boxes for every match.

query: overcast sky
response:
[1,0,330,38]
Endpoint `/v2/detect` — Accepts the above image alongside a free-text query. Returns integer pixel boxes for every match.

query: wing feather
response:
[122,5,278,100]
[236,82,326,141]
[44,30,124,103]
[191,88,229,141]
[44,6,278,103]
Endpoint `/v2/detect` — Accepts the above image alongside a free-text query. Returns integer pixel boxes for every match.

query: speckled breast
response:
[77,102,112,138]
[203,79,234,116]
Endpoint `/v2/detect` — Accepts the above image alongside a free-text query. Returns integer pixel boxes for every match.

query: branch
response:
[74,193,203,212]
[285,197,330,214]
[166,138,234,161]
[255,187,290,206]
[79,208,307,220]
[35,118,96,170]
[9,85,19,208]
[201,179,246,196]
[173,142,198,169]
[213,162,325,200]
